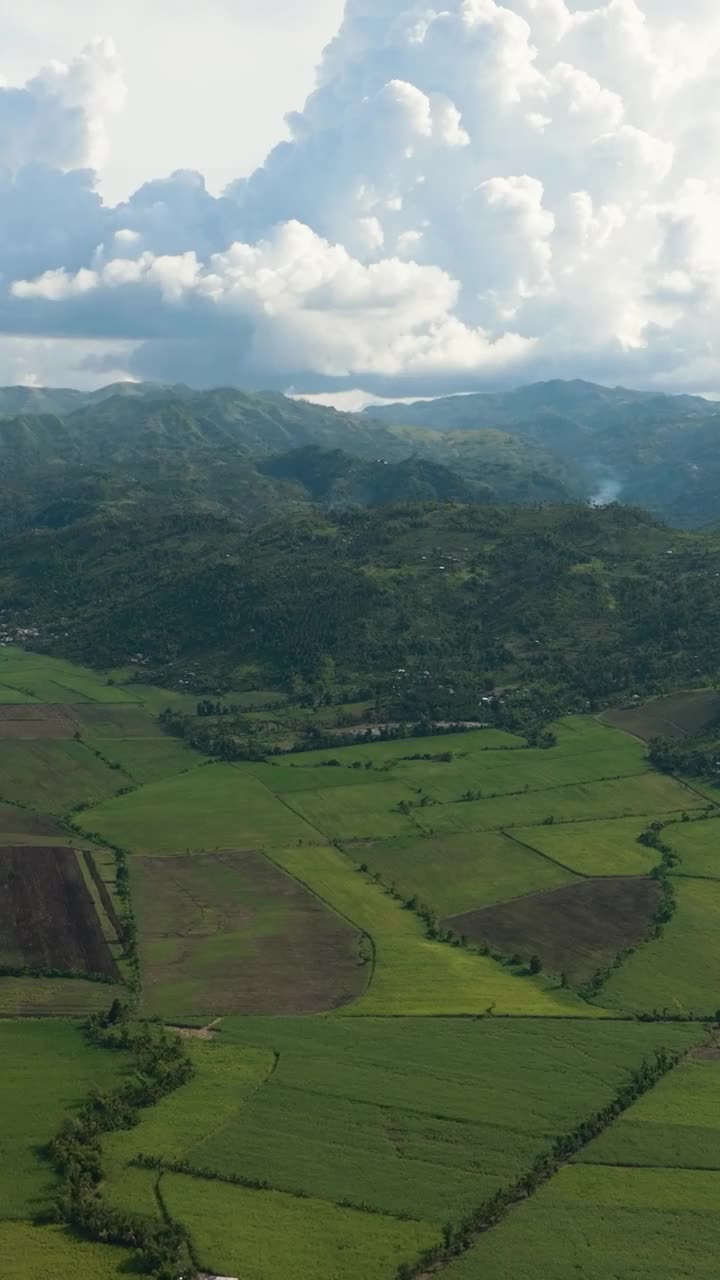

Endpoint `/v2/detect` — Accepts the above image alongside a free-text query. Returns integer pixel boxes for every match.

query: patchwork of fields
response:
[1,649,720,1278]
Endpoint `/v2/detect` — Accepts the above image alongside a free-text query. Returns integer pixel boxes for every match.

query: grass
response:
[0,1022,126,1217]
[174,1019,699,1226]
[71,704,166,737]
[270,845,599,1016]
[0,1224,130,1279]
[0,649,138,704]
[80,763,323,852]
[86,736,209,785]
[162,1173,440,1280]
[512,817,663,877]
[0,740,124,813]
[278,783,423,839]
[417,773,703,834]
[352,830,577,916]
[281,728,525,766]
[0,684,41,703]
[130,849,365,1018]
[601,877,720,1015]
[395,740,648,805]
[578,1058,720,1170]
[0,976,124,1016]
[442,1164,720,1278]
[248,762,402,792]
[666,815,720,878]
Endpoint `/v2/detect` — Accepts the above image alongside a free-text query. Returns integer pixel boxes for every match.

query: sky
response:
[3,0,720,398]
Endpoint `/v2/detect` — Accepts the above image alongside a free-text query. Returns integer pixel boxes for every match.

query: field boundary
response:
[132,1154,429,1225]
[395,1040,705,1279]
[262,846,377,1004]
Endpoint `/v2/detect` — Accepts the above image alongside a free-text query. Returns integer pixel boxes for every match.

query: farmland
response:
[441,1165,720,1279]
[351,829,577,916]
[83,763,324,851]
[1,645,720,1276]
[601,688,720,741]
[0,1225,130,1280]
[131,848,367,1017]
[0,1022,126,1218]
[0,845,119,976]
[578,1057,720,1170]
[162,1174,440,1280]
[601,878,720,1015]
[446,877,661,984]
[98,1020,699,1233]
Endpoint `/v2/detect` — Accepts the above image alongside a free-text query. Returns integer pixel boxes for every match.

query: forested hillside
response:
[370,380,720,527]
[0,385,575,532]
[3,499,720,717]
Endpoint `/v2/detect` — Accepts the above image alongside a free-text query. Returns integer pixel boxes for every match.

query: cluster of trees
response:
[48,1009,196,1280]
[649,733,720,786]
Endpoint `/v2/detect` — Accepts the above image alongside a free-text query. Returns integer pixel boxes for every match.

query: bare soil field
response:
[0,845,119,977]
[132,848,368,1018]
[601,690,720,742]
[445,877,661,984]
[0,702,80,738]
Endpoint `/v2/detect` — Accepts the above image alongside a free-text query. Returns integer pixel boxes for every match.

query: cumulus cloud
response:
[6,2,720,392]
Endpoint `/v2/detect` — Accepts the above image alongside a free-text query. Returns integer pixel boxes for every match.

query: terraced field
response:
[2,648,720,1278]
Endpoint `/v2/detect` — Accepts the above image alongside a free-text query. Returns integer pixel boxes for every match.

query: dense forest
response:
[3,496,720,719]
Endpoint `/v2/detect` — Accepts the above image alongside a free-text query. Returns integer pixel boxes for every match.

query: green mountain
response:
[369,380,720,526]
[0,386,576,531]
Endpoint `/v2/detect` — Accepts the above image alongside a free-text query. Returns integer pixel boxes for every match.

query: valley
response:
[1,645,719,1278]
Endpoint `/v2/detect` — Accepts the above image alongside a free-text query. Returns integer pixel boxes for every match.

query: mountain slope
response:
[0,388,576,531]
[4,500,720,714]
[369,381,720,525]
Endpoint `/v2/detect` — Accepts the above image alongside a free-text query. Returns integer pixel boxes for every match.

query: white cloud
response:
[6,1,720,393]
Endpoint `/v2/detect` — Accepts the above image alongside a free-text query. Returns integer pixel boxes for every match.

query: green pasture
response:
[396,741,647,804]
[103,1042,274,1212]
[443,1164,720,1279]
[0,740,124,813]
[0,1224,130,1280]
[0,649,136,703]
[248,761,402,793]
[183,1018,698,1226]
[512,816,662,877]
[271,845,596,1016]
[665,815,720,878]
[579,1058,720,1170]
[71,704,166,737]
[87,736,208,785]
[0,977,123,1018]
[0,684,41,703]
[162,1174,439,1280]
[601,877,720,1015]
[352,830,577,916]
[81,764,322,852]
[279,783,421,839]
[281,727,525,766]
[419,773,702,834]
[0,1022,126,1218]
